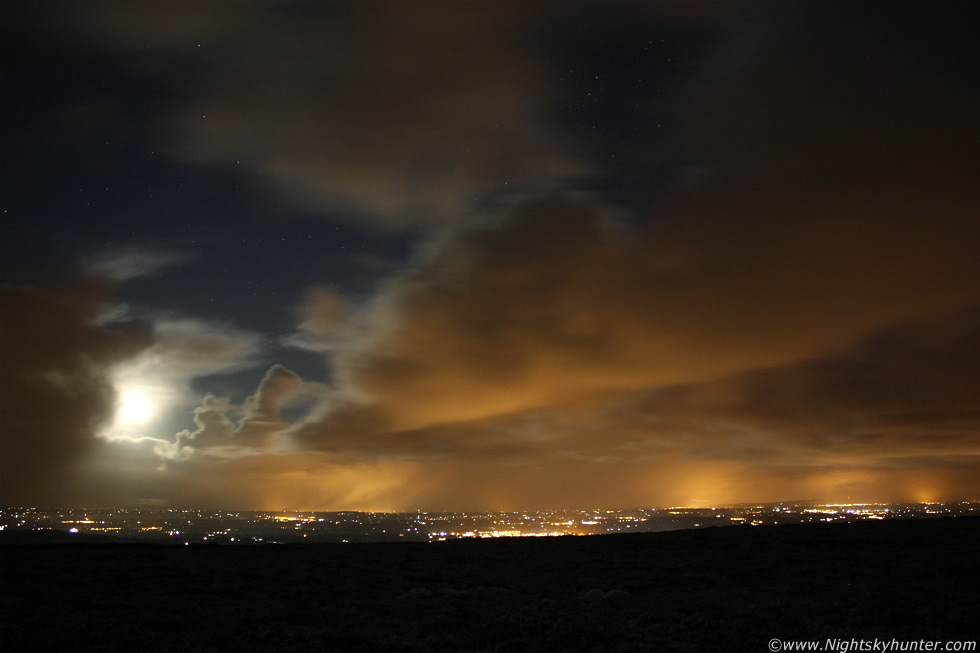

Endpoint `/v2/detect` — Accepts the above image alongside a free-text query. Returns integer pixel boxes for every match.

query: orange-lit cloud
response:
[8,1,979,509]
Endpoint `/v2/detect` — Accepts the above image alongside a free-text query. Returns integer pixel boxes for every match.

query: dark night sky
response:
[2,1,978,510]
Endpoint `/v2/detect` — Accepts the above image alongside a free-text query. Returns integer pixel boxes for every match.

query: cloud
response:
[82,247,190,281]
[663,1,980,224]
[274,309,980,508]
[272,0,980,505]
[168,364,316,458]
[141,318,263,379]
[0,278,267,504]
[288,185,980,442]
[283,1,980,443]
[280,286,353,352]
[240,365,306,430]
[75,447,421,512]
[647,309,980,465]
[63,304,980,509]
[100,316,266,450]
[19,2,978,508]
[0,281,154,504]
[47,0,597,228]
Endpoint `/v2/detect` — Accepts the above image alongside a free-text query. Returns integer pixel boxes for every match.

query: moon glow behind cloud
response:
[119,391,152,424]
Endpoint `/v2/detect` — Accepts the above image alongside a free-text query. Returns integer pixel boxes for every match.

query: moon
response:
[119,391,153,424]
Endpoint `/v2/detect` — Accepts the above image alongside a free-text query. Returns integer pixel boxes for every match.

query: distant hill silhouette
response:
[3,517,976,652]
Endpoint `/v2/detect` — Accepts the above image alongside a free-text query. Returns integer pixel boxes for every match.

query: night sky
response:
[2,1,978,510]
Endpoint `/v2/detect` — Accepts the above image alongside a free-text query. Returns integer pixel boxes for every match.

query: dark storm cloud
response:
[0,282,154,504]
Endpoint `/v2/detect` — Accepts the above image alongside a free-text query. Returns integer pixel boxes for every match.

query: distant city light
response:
[0,502,972,544]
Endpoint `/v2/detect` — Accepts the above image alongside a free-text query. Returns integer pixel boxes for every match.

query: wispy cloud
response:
[83,247,191,281]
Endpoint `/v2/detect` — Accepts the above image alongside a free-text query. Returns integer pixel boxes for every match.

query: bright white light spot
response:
[119,391,153,424]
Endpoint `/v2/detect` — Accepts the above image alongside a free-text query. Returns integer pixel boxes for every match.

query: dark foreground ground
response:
[3,517,977,652]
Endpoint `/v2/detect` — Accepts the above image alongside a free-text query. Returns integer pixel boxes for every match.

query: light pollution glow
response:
[1,2,978,510]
